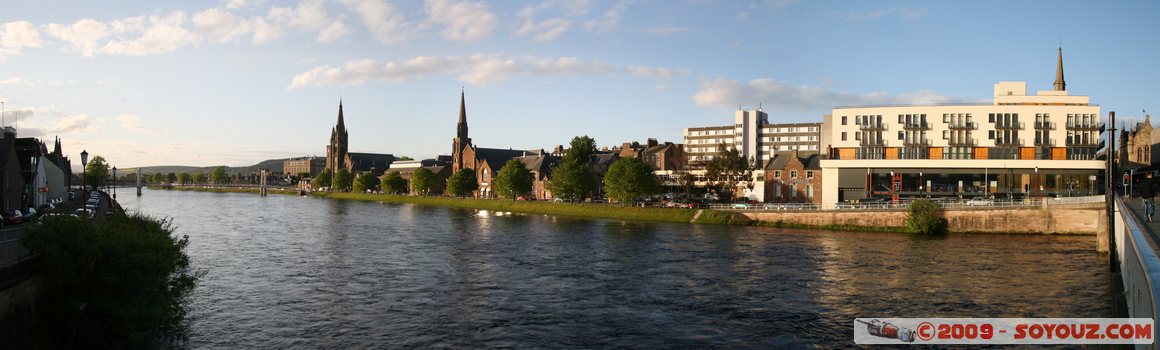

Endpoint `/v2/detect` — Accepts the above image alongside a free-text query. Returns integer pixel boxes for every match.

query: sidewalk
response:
[1121,197,1160,247]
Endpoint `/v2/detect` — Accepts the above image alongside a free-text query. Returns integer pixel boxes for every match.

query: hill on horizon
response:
[119,158,288,176]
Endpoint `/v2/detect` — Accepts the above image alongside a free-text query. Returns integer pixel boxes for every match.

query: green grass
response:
[325,192,707,224]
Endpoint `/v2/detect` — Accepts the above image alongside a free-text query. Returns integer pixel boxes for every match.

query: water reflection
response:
[117,189,1112,348]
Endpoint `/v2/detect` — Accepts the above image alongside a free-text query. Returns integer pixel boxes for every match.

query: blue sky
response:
[0,0,1156,169]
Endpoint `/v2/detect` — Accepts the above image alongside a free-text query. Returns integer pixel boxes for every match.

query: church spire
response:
[337,99,345,129]
[1053,47,1066,91]
[456,89,468,140]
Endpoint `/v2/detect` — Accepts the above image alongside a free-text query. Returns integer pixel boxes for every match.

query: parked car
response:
[4,210,24,224]
[966,198,993,206]
[74,208,94,218]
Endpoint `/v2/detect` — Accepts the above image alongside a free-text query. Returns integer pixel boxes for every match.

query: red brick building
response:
[764,150,823,203]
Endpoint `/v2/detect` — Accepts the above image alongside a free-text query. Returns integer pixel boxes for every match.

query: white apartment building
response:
[820,48,1105,205]
[684,109,821,168]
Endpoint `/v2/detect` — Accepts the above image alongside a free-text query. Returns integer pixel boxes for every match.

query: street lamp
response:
[1034,166,1039,200]
[112,166,117,200]
[81,150,89,196]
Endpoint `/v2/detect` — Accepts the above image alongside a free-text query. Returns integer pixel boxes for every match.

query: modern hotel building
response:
[820,49,1105,204]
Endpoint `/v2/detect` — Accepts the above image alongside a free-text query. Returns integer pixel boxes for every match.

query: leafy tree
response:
[166,172,177,184]
[445,168,478,197]
[85,156,110,191]
[192,172,206,185]
[549,135,598,202]
[704,143,754,202]
[332,168,353,192]
[381,171,407,194]
[353,172,380,193]
[494,158,533,200]
[177,173,191,186]
[397,156,414,161]
[24,214,200,349]
[906,199,947,235]
[311,170,332,190]
[211,166,229,186]
[604,157,660,204]
[410,167,436,196]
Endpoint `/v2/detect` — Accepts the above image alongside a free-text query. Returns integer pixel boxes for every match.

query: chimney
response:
[647,138,658,148]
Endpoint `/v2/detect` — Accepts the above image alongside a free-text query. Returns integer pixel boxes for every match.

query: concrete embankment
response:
[743,204,1105,235]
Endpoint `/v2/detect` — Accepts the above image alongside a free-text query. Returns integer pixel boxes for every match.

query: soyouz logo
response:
[854,318,1155,345]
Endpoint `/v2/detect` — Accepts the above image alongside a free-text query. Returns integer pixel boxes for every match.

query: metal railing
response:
[1034,121,1056,129]
[705,195,1105,212]
[902,122,930,130]
[995,121,1025,129]
[947,122,976,130]
[859,122,886,131]
[1112,195,1160,347]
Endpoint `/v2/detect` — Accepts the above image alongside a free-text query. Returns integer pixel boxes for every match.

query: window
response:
[841,116,847,125]
[855,132,861,141]
[989,130,995,140]
[807,185,814,198]
[943,114,949,123]
[898,115,904,124]
[989,113,995,123]
[775,184,781,197]
[482,168,490,182]
[790,184,797,197]
[898,131,904,140]
[806,171,814,178]
[841,132,847,141]
[791,170,798,179]
[943,130,949,139]
[774,170,781,178]
[855,115,862,124]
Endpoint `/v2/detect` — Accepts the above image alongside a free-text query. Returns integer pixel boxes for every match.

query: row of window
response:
[845,146,1098,160]
[772,170,815,179]
[762,126,820,133]
[836,112,1099,128]
[772,184,814,199]
[768,136,818,142]
[686,129,734,136]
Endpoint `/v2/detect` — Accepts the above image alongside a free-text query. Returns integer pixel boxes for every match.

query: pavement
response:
[1120,196,1160,246]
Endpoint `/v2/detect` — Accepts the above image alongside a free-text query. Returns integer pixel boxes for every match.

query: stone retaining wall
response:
[743,206,1104,235]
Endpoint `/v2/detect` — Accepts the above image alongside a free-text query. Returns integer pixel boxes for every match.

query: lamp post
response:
[81,150,89,197]
[112,166,117,200]
[1034,166,1039,200]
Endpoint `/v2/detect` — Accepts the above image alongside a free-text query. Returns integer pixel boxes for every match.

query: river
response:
[117,189,1113,348]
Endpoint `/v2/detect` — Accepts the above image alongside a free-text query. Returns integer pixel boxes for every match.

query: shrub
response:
[905,199,947,235]
[23,213,200,348]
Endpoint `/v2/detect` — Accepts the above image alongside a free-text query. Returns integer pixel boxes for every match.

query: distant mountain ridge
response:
[120,158,288,176]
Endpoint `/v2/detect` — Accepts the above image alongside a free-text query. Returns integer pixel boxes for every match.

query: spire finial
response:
[1053,46,1066,91]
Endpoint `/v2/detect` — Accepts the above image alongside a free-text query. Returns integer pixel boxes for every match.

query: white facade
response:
[683,109,821,167]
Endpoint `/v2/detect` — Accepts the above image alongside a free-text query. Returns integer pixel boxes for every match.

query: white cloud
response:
[826,7,927,21]
[42,19,110,56]
[225,0,252,10]
[193,8,253,43]
[289,55,687,89]
[116,114,163,133]
[692,77,981,111]
[50,114,96,134]
[424,0,497,41]
[514,6,570,42]
[317,20,351,43]
[343,0,412,44]
[101,11,198,55]
[251,17,284,44]
[0,78,75,86]
[583,1,628,33]
[1,21,44,58]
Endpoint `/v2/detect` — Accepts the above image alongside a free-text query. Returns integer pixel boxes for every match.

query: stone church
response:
[325,101,395,176]
[450,92,557,199]
[1120,113,1157,169]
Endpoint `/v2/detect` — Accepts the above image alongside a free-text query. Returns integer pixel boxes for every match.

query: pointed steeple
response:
[337,99,345,129]
[457,89,468,139]
[1053,47,1066,91]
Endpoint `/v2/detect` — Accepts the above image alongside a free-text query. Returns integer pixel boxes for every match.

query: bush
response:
[23,213,200,348]
[905,199,947,235]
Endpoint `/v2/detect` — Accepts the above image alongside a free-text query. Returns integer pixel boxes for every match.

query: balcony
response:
[1034,138,1055,147]
[994,121,1024,130]
[902,122,930,130]
[948,136,976,147]
[1066,138,1102,148]
[1066,122,1103,131]
[995,138,1024,146]
[859,122,886,131]
[903,137,931,146]
[947,121,976,130]
[859,137,885,146]
[1034,121,1055,129]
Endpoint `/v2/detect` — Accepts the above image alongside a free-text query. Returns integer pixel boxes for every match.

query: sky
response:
[0,0,1157,170]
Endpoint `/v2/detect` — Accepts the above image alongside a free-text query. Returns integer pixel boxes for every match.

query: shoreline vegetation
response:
[149,185,907,231]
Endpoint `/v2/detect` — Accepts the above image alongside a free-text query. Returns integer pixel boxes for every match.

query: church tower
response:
[452,90,472,171]
[325,100,349,175]
[1053,47,1066,91]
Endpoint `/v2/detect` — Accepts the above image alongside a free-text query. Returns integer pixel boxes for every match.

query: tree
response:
[177,173,191,186]
[332,168,353,192]
[85,156,110,191]
[166,173,177,184]
[211,166,229,186]
[548,135,598,202]
[410,167,436,196]
[604,157,660,204]
[445,168,478,197]
[353,172,380,193]
[311,170,332,190]
[192,172,206,185]
[397,156,414,161]
[906,199,947,235]
[704,143,754,202]
[494,158,533,200]
[381,171,407,194]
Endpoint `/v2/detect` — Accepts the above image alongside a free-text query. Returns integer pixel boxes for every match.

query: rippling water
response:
[118,189,1112,348]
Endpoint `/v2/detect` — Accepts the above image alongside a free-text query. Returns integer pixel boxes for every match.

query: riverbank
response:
[148,185,300,196]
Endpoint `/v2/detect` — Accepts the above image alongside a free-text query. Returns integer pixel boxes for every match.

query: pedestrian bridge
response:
[1113,195,1160,349]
